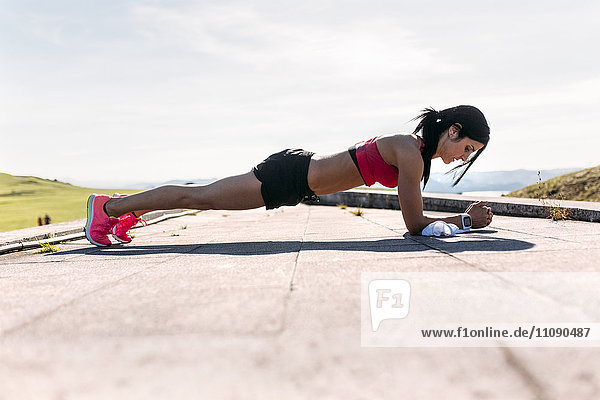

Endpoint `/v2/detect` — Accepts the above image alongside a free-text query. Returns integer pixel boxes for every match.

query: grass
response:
[508,165,600,202]
[534,171,569,221]
[510,170,571,221]
[508,166,600,221]
[546,204,569,221]
[37,240,61,253]
[350,208,364,217]
[0,172,138,232]
[337,204,363,217]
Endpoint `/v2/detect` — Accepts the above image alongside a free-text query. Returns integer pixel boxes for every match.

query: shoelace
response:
[121,214,147,229]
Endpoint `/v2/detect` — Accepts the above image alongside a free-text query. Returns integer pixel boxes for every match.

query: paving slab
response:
[1,205,600,399]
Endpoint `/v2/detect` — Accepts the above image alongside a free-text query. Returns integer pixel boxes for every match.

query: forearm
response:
[412,202,492,234]
[404,214,464,236]
[422,214,466,229]
[397,192,469,234]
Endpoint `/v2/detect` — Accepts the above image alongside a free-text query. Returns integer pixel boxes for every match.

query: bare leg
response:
[130,210,152,217]
[104,172,264,217]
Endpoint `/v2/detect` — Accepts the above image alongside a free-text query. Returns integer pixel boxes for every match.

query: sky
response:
[1,0,599,188]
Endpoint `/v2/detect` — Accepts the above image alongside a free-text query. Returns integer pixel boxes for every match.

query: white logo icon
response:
[369,279,411,332]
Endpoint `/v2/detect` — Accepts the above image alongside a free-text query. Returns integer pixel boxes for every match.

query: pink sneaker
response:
[111,212,147,243]
[84,194,119,247]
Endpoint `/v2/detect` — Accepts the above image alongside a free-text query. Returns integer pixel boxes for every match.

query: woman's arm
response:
[393,145,493,235]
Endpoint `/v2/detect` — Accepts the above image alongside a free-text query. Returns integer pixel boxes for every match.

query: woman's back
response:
[307,133,422,195]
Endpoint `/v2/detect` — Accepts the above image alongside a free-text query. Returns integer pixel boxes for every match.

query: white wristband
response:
[460,213,472,230]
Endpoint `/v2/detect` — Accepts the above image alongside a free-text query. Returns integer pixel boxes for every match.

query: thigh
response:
[200,171,265,210]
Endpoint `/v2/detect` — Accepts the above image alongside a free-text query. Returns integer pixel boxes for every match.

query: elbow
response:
[406,218,428,236]
[407,224,423,236]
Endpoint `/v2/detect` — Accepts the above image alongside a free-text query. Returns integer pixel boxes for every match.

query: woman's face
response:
[435,124,486,164]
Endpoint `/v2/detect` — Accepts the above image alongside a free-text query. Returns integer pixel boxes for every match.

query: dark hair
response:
[412,105,490,188]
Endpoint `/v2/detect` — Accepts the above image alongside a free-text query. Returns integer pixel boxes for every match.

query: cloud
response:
[2,1,599,183]
[131,3,464,81]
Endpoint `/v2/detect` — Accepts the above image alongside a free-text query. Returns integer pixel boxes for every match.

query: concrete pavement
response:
[1,205,600,399]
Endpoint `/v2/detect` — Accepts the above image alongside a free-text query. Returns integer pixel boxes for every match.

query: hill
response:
[508,166,600,202]
[0,173,137,232]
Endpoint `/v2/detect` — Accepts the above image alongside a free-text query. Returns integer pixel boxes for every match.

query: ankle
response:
[104,199,119,218]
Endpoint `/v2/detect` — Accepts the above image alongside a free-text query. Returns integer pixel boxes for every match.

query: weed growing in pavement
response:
[350,208,363,217]
[37,240,60,253]
[180,225,187,230]
[536,171,569,221]
[337,204,347,209]
[548,206,569,221]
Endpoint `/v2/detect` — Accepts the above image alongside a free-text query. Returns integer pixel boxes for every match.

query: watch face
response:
[464,215,472,227]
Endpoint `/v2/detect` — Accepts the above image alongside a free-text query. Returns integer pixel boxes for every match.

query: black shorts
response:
[252,149,318,210]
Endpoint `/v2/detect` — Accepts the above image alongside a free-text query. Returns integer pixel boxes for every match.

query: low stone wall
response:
[304,190,600,222]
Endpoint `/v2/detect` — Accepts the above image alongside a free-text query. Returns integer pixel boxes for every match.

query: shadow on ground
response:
[52,235,535,257]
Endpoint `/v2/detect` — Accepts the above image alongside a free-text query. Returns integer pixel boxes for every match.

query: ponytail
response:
[411,107,450,189]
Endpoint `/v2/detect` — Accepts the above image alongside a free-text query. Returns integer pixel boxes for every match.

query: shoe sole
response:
[85,194,111,247]
[111,227,132,244]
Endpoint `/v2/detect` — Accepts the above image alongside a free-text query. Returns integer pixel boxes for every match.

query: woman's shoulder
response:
[377,133,422,155]
[377,133,424,176]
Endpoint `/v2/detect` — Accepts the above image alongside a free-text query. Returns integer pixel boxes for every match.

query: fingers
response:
[467,201,494,227]
[466,200,485,213]
[469,201,489,210]
[486,208,494,226]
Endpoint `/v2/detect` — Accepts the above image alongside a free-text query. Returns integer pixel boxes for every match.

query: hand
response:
[465,201,493,228]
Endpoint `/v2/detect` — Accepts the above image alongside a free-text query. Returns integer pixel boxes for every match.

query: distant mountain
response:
[131,169,581,193]
[422,168,581,194]
[76,168,584,194]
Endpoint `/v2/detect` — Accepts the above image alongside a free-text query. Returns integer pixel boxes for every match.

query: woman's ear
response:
[449,123,461,138]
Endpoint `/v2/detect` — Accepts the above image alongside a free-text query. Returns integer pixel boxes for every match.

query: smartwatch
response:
[460,213,472,230]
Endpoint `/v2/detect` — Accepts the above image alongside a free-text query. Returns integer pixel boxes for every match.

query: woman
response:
[85,105,493,247]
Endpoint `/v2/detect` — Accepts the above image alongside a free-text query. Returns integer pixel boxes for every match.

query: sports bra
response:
[348,136,424,188]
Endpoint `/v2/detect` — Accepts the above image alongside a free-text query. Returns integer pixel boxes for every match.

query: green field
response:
[0,172,139,232]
